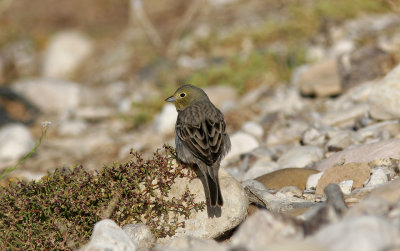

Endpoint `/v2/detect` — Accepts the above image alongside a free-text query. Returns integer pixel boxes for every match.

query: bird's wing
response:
[176,105,226,166]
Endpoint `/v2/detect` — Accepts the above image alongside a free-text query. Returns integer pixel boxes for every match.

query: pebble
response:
[277,146,323,168]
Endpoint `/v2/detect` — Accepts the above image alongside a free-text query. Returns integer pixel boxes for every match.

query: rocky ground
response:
[1,0,400,250]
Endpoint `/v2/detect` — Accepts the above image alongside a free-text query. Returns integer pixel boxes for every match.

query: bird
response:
[165,84,231,207]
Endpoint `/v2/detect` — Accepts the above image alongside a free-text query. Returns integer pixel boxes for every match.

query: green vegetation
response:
[0,145,205,250]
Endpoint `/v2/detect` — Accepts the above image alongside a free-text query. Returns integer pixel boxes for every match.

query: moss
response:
[0,145,205,250]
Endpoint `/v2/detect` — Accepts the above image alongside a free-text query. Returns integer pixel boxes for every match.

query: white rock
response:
[159,167,248,243]
[366,168,388,187]
[369,63,400,120]
[306,172,324,190]
[12,78,80,114]
[243,161,279,181]
[0,124,34,162]
[230,210,302,250]
[277,146,324,168]
[153,104,177,136]
[43,30,93,79]
[81,219,136,251]
[242,121,264,139]
[221,132,259,166]
[301,127,326,147]
[58,119,88,136]
[311,216,399,251]
[122,223,155,249]
[156,236,227,251]
[338,180,353,195]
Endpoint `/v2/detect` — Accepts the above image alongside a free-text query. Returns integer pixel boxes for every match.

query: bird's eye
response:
[180,93,186,98]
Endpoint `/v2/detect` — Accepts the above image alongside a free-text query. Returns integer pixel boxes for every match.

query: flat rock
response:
[315,163,371,195]
[316,139,400,171]
[256,168,320,190]
[122,223,155,250]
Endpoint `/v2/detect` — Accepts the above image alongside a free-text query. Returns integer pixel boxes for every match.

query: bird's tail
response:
[207,165,223,207]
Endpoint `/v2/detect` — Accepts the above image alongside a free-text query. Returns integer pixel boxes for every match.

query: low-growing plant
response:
[0,145,205,250]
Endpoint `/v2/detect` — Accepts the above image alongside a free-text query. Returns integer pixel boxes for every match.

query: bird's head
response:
[165,84,209,111]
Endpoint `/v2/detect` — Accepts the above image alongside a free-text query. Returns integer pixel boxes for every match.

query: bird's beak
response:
[165,96,176,102]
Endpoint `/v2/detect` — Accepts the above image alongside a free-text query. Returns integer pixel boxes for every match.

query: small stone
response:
[306,172,324,190]
[43,30,93,79]
[0,124,34,162]
[122,223,155,249]
[242,121,264,139]
[338,180,353,195]
[301,127,326,147]
[243,160,279,181]
[365,168,388,187]
[58,119,88,136]
[326,130,362,152]
[278,186,303,197]
[316,163,371,195]
[153,104,177,137]
[221,132,259,166]
[277,146,323,168]
[81,219,136,251]
[321,103,369,128]
[297,59,342,97]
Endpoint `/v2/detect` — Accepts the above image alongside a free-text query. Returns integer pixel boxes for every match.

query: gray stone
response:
[277,146,323,168]
[337,180,353,195]
[155,236,227,251]
[326,130,362,152]
[0,124,34,163]
[43,30,93,79]
[297,59,342,97]
[243,160,279,181]
[242,121,264,139]
[221,132,259,166]
[230,210,303,251]
[311,216,399,251]
[58,119,88,136]
[80,219,136,251]
[122,223,155,250]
